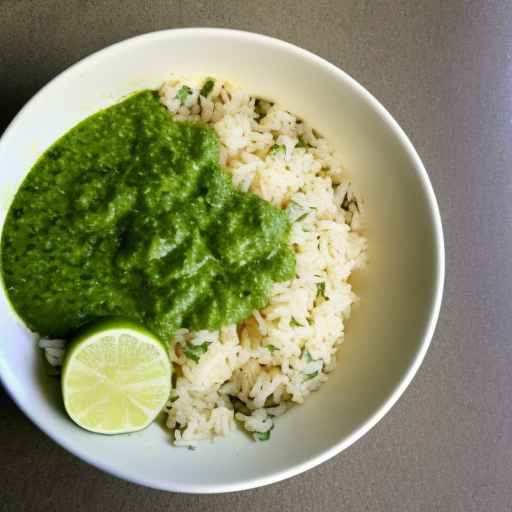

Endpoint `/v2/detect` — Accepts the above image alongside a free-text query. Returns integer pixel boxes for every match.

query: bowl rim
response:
[0,27,445,494]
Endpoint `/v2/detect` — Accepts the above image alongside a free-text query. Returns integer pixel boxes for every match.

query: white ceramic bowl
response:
[0,29,444,493]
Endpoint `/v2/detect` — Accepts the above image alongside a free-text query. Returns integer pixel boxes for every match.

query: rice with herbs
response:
[159,77,366,445]
[42,76,367,445]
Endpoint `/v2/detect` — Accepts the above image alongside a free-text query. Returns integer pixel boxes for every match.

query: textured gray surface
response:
[1,1,511,510]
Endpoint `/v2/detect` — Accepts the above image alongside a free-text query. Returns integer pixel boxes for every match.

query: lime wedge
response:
[61,320,171,434]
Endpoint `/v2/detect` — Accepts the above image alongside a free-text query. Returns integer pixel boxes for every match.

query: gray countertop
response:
[1,1,511,510]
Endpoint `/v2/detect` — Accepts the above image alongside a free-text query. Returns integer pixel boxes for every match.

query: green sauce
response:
[1,91,295,340]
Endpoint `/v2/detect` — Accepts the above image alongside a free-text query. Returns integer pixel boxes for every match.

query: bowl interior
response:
[0,29,443,492]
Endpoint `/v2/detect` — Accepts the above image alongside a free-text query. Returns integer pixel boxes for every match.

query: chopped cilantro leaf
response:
[255,430,271,441]
[184,341,211,363]
[296,136,310,148]
[199,78,215,97]
[175,85,192,105]
[295,212,309,222]
[270,144,286,155]
[290,317,303,327]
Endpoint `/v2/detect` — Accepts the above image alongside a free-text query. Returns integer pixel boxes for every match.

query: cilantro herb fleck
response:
[255,430,271,441]
[316,281,326,298]
[175,85,192,105]
[296,136,310,148]
[184,341,211,363]
[290,317,303,328]
[199,78,215,97]
[270,144,286,155]
[295,212,309,222]
[231,397,251,415]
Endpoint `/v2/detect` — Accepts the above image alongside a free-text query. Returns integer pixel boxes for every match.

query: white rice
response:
[42,76,367,445]
[38,337,66,367]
